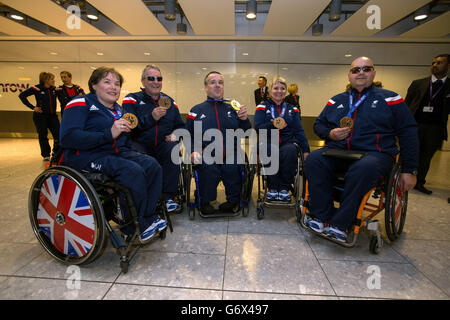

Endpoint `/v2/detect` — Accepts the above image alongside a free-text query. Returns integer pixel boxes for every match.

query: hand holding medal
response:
[340,116,353,129]
[122,113,138,129]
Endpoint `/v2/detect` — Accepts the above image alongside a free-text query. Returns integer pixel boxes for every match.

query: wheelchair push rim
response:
[384,163,408,242]
[28,166,106,265]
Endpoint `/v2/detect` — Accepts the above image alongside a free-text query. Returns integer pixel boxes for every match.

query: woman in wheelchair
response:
[254,76,310,202]
[60,67,166,244]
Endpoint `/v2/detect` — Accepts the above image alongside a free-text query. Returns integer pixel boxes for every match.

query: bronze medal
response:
[158,96,171,109]
[122,113,138,129]
[230,99,241,111]
[340,116,353,128]
[273,117,286,129]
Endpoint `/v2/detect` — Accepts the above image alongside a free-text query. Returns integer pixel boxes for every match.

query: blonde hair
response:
[288,83,298,95]
[268,76,287,99]
[39,72,55,86]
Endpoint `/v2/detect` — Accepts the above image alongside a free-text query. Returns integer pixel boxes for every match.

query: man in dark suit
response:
[254,76,268,106]
[405,54,449,195]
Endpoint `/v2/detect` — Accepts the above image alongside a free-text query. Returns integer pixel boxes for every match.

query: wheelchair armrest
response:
[322,149,366,161]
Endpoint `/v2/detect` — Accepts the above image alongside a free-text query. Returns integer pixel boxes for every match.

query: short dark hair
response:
[204,71,223,85]
[88,67,124,93]
[258,76,267,83]
[60,71,72,78]
[434,54,449,60]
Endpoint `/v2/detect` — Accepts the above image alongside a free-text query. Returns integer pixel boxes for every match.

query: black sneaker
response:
[201,203,217,215]
[219,201,239,213]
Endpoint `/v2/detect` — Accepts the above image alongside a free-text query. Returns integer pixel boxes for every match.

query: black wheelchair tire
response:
[28,166,107,265]
[384,163,408,242]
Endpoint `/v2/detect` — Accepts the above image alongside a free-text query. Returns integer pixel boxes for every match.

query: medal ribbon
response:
[347,92,369,117]
[107,103,123,120]
[270,102,287,119]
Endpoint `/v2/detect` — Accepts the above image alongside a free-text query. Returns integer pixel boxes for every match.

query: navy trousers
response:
[197,162,242,205]
[134,140,180,199]
[33,113,60,158]
[267,142,299,191]
[72,150,162,234]
[305,147,393,231]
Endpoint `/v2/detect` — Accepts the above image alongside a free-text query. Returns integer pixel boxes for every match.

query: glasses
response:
[147,76,163,82]
[350,66,374,74]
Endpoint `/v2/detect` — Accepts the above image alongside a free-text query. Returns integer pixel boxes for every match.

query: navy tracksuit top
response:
[122,90,185,151]
[60,93,131,169]
[254,98,310,154]
[19,84,58,114]
[185,97,252,156]
[314,85,419,173]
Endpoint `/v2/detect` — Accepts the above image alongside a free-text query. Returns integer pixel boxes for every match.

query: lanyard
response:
[429,80,444,103]
[347,92,369,117]
[207,97,229,103]
[107,104,123,120]
[270,102,287,119]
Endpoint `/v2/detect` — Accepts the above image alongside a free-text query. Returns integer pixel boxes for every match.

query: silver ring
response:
[120,124,124,129]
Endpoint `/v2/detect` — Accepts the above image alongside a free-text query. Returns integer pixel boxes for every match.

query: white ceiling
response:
[0,0,448,41]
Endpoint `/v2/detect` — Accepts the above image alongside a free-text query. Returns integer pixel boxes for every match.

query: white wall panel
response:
[1,40,448,116]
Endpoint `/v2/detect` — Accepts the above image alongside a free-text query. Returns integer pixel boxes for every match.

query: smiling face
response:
[348,57,376,92]
[270,80,287,105]
[204,73,224,99]
[142,67,162,98]
[92,72,121,108]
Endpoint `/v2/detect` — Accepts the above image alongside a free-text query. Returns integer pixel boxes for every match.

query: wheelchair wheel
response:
[28,166,107,265]
[369,235,384,254]
[257,206,264,220]
[384,163,408,242]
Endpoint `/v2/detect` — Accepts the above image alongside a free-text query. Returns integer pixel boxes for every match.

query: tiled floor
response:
[0,138,449,300]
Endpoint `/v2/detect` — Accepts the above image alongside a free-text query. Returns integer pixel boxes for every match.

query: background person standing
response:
[405,54,449,195]
[254,76,269,106]
[19,72,60,161]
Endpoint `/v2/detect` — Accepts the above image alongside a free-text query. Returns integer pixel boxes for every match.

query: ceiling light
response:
[246,0,257,20]
[165,0,176,21]
[49,52,58,55]
[345,54,352,57]
[96,52,104,56]
[144,52,151,56]
[414,5,429,21]
[329,0,342,22]
[86,6,99,21]
[242,52,249,56]
[10,14,24,21]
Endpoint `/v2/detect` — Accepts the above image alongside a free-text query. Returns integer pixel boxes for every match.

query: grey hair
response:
[141,64,162,80]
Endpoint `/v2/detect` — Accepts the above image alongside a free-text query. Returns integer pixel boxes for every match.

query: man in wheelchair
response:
[304,57,419,243]
[122,64,185,214]
[60,67,166,244]
[185,71,252,215]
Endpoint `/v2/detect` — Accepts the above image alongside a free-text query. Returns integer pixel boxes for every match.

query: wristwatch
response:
[409,169,418,176]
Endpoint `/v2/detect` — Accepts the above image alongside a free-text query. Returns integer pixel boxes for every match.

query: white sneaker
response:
[267,189,278,200]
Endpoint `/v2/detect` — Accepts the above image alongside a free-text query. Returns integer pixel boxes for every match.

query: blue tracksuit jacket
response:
[122,90,185,152]
[314,85,419,173]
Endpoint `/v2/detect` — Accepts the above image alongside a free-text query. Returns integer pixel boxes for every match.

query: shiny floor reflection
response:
[0,138,448,300]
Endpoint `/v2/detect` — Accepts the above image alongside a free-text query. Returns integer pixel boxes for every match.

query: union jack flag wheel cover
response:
[29,167,105,263]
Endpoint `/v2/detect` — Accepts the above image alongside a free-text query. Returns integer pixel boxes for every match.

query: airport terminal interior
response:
[0,0,449,300]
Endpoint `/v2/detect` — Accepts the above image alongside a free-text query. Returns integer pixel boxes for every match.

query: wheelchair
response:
[28,153,173,273]
[298,149,408,254]
[185,152,255,220]
[256,143,306,220]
